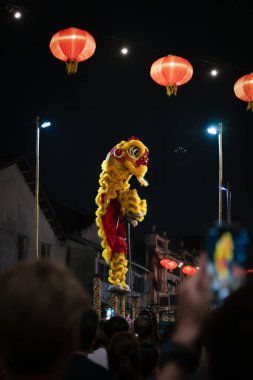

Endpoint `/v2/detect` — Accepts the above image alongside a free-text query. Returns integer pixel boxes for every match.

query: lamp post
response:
[207,122,223,225]
[35,117,51,259]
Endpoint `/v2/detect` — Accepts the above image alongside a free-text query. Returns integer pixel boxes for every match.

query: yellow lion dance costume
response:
[95,137,149,290]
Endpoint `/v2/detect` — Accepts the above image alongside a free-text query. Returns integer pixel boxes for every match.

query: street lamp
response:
[35,116,51,259]
[207,122,223,225]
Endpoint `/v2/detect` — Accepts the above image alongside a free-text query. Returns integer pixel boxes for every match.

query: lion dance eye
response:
[128,146,140,158]
[114,149,124,158]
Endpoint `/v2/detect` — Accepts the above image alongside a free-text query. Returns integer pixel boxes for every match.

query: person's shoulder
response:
[85,357,110,376]
[64,355,109,380]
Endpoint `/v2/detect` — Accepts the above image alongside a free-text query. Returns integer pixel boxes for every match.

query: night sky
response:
[1,0,253,256]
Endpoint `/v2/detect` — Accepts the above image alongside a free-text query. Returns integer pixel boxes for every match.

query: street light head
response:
[207,126,218,135]
[41,121,51,128]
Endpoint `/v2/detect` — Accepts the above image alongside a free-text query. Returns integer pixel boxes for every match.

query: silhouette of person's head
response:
[134,316,153,340]
[0,259,88,378]
[79,308,99,353]
[107,331,141,380]
[104,316,129,343]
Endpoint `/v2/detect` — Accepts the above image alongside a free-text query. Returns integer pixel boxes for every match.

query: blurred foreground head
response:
[107,331,141,380]
[203,277,253,379]
[0,259,89,377]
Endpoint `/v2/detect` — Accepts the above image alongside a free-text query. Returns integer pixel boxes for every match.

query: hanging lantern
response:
[182,265,197,276]
[49,27,96,74]
[234,73,253,111]
[150,55,193,96]
[160,258,178,271]
[160,258,169,268]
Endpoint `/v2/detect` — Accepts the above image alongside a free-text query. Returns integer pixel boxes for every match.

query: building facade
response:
[145,226,200,323]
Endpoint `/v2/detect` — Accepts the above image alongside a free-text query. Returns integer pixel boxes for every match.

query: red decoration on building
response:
[150,55,193,96]
[234,73,253,111]
[49,27,96,74]
[182,265,197,276]
[160,258,178,271]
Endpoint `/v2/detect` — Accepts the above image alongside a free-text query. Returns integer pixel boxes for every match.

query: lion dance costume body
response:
[95,137,149,290]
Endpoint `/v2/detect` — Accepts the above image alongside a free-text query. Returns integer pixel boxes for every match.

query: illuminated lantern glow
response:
[234,73,253,111]
[49,27,96,74]
[182,265,197,276]
[160,258,178,271]
[150,55,193,96]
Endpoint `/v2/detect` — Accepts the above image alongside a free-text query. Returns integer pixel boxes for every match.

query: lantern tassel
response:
[66,59,78,75]
[247,100,253,111]
[166,85,177,97]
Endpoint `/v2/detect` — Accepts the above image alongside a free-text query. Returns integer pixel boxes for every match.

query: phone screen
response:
[106,307,115,320]
[206,223,248,306]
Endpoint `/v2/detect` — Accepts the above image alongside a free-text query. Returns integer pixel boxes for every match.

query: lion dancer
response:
[95,137,149,290]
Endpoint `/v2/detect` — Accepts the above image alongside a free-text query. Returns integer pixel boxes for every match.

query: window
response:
[172,267,180,276]
[98,261,109,282]
[157,239,164,249]
[17,235,28,261]
[144,279,151,294]
[133,275,144,293]
[41,243,51,258]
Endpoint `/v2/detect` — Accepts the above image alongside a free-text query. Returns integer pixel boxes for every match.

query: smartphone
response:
[105,307,115,320]
[206,222,248,306]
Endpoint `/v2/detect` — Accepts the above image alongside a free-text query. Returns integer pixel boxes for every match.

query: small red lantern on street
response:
[234,73,253,111]
[150,54,193,96]
[160,258,178,271]
[182,265,197,276]
[49,27,96,74]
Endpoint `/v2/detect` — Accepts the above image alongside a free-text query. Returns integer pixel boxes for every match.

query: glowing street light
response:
[41,121,51,128]
[211,69,218,77]
[13,11,21,19]
[207,126,218,135]
[121,47,128,55]
[5,4,22,19]
[207,122,223,225]
[35,117,51,259]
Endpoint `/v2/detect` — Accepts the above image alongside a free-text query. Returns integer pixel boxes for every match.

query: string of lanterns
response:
[49,26,253,111]
[160,258,178,271]
[160,258,198,276]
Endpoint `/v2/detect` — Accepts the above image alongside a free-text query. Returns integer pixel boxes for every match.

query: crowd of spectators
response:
[0,255,252,380]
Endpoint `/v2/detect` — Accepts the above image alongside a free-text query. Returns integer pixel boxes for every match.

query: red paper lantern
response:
[150,55,193,96]
[50,27,96,74]
[234,73,253,111]
[160,259,178,271]
[182,265,197,276]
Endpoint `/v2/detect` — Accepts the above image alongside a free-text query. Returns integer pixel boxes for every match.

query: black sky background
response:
[1,0,253,260]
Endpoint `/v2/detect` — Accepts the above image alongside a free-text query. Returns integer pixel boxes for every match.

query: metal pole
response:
[168,287,171,313]
[227,181,231,224]
[35,116,40,259]
[127,222,133,291]
[226,189,229,223]
[218,122,223,225]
